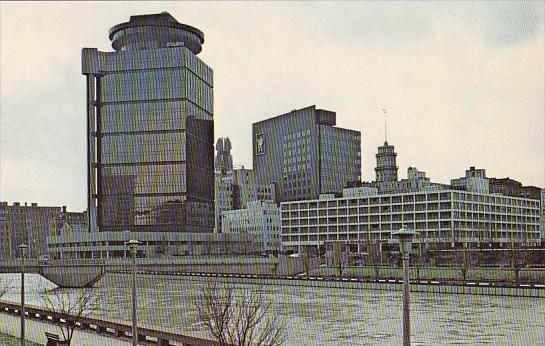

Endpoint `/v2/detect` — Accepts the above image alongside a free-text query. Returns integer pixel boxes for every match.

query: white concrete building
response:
[451,166,490,193]
[222,201,281,253]
[281,188,541,253]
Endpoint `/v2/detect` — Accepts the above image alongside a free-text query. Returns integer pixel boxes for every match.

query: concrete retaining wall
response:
[180,274,545,298]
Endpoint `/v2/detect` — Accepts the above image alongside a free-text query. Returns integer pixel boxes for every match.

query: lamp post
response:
[393,226,417,346]
[18,243,28,346]
[127,239,141,346]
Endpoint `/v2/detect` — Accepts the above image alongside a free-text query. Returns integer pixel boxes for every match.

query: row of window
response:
[281,231,541,243]
[282,223,540,234]
[101,101,191,133]
[283,195,540,210]
[103,47,213,83]
[285,190,541,207]
[99,196,213,228]
[101,70,212,112]
[101,132,186,164]
[282,207,540,218]
[100,164,187,195]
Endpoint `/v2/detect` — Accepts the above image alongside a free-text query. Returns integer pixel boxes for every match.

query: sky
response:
[0,1,544,212]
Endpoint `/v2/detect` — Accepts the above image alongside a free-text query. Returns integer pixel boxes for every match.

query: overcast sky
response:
[1,2,544,211]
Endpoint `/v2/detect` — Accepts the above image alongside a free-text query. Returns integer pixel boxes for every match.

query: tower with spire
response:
[375,108,398,184]
[375,141,398,184]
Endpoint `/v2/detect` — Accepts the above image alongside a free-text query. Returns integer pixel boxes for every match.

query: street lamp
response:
[18,243,28,346]
[392,226,417,346]
[127,239,141,346]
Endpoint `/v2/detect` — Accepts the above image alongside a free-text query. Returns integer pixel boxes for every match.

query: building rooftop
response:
[108,12,205,53]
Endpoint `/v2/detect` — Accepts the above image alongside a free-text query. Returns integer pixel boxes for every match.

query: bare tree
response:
[455,250,473,282]
[0,277,10,299]
[331,242,347,277]
[301,246,312,276]
[509,241,529,284]
[366,239,381,280]
[40,288,98,345]
[196,282,287,346]
[415,243,430,281]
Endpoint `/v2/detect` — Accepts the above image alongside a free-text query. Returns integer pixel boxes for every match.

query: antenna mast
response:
[382,108,388,144]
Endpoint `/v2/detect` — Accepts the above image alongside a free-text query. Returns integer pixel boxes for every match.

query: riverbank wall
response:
[160,272,545,298]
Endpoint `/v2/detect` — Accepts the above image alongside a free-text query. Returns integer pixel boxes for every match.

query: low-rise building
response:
[489,177,541,200]
[215,166,276,233]
[0,202,86,259]
[281,188,541,253]
[451,166,490,193]
[222,201,281,253]
[49,207,88,236]
[47,231,254,259]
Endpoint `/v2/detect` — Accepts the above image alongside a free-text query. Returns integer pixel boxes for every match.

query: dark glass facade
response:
[83,13,214,233]
[253,105,361,202]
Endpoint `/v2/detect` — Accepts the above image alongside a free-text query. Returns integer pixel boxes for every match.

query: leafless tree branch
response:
[40,288,98,344]
[0,277,11,299]
[196,282,287,346]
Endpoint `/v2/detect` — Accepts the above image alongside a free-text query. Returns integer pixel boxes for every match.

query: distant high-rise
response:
[215,137,233,175]
[82,12,214,233]
[253,105,361,202]
[214,165,276,233]
[375,141,398,184]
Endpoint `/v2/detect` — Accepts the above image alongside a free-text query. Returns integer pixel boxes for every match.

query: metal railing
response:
[0,300,219,346]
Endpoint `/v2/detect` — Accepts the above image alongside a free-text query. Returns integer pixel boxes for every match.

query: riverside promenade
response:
[0,300,217,346]
[0,312,130,346]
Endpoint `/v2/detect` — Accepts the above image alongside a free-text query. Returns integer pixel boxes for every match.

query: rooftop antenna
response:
[382,107,388,144]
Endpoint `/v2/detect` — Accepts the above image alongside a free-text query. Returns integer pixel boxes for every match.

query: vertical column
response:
[87,74,98,233]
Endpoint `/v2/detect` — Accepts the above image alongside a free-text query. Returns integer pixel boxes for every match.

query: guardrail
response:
[0,300,219,346]
[113,270,545,298]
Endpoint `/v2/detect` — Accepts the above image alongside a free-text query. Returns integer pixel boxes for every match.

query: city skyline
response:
[1,2,544,211]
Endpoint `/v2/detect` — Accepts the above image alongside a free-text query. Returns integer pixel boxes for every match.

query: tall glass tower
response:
[82,12,214,233]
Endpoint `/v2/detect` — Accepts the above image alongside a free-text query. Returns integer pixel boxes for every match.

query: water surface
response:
[1,273,543,345]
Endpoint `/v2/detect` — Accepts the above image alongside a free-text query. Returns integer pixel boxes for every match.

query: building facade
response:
[222,201,281,253]
[215,137,233,175]
[0,202,85,259]
[489,177,541,200]
[451,167,490,193]
[253,105,361,203]
[281,189,541,253]
[48,231,253,259]
[50,207,88,236]
[82,12,214,234]
[214,167,276,233]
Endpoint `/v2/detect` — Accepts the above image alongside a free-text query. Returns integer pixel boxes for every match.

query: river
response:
[0,273,544,345]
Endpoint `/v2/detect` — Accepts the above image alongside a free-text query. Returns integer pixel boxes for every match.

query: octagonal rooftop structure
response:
[108,11,205,54]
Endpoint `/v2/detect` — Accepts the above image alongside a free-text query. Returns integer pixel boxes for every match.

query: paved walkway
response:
[0,312,131,346]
